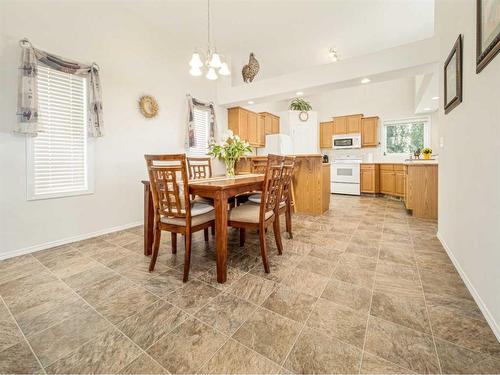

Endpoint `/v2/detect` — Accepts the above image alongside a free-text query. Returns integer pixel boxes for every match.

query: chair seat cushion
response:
[248,193,262,204]
[229,203,273,224]
[160,202,214,226]
[192,196,213,205]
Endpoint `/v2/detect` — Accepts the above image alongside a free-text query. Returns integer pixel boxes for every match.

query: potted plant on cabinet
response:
[422,147,432,160]
[289,97,312,121]
[208,130,252,177]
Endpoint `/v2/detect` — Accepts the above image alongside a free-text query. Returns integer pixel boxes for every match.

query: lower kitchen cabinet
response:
[394,168,406,197]
[360,164,379,193]
[380,166,396,195]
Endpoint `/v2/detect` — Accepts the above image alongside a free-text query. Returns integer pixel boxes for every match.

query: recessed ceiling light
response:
[360,78,371,84]
[432,96,439,100]
[424,107,431,111]
[296,91,304,96]
[247,101,254,105]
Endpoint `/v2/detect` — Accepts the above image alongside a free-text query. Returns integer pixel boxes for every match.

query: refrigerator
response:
[257,111,319,155]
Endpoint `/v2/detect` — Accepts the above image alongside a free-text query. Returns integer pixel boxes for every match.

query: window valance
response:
[186,94,217,149]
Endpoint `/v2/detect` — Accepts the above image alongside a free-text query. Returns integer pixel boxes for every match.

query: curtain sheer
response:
[16,39,103,137]
[186,94,217,149]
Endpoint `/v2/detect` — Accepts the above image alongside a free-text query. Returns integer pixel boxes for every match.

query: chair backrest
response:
[145,154,191,222]
[260,155,285,217]
[250,158,268,174]
[280,156,296,204]
[187,157,212,179]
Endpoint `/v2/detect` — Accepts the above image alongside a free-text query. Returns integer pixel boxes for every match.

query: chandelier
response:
[189,0,230,80]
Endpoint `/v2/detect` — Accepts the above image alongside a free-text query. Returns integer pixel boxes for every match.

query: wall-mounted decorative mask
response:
[242,52,260,83]
[138,95,159,119]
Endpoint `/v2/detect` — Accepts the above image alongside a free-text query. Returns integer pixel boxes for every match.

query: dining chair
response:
[228,156,285,273]
[187,156,212,179]
[145,154,215,282]
[248,156,296,238]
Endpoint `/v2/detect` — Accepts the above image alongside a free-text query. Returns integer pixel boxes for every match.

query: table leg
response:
[144,183,154,256]
[214,191,228,283]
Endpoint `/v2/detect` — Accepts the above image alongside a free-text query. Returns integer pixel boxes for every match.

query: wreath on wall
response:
[138,95,159,119]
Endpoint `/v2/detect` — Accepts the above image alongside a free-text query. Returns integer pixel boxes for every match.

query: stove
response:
[331,156,362,195]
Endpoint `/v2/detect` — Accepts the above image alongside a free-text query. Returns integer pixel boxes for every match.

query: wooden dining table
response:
[142,174,264,283]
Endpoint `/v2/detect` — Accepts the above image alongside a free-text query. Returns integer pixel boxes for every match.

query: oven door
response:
[332,163,360,183]
[333,137,354,148]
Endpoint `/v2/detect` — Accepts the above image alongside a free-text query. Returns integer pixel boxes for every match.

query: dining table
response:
[142,174,265,283]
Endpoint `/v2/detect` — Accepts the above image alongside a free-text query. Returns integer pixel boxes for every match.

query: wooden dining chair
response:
[145,154,215,282]
[228,156,285,273]
[248,156,296,238]
[187,156,212,179]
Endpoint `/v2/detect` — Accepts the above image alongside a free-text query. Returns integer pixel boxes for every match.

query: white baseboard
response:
[0,221,143,261]
[437,231,500,341]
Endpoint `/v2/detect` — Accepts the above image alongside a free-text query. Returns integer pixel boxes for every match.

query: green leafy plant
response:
[289,97,312,111]
[208,130,252,177]
[422,147,432,155]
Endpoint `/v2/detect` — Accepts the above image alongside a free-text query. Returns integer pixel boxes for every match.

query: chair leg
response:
[149,224,161,272]
[204,228,209,242]
[183,231,192,282]
[171,233,177,254]
[285,204,293,239]
[239,228,246,247]
[259,224,270,273]
[211,225,215,236]
[273,215,283,255]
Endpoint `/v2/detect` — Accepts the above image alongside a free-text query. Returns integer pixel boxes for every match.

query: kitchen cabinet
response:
[380,171,395,195]
[257,114,266,147]
[361,116,379,147]
[259,112,280,135]
[333,114,363,135]
[394,165,406,197]
[319,121,334,148]
[360,164,379,193]
[228,107,264,147]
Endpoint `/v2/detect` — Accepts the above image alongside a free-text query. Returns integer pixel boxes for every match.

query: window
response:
[188,107,210,156]
[26,64,93,200]
[383,117,430,155]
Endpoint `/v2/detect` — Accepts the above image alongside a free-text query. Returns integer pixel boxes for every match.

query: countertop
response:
[362,160,438,166]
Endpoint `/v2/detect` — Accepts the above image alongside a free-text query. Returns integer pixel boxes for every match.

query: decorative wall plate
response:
[138,95,159,118]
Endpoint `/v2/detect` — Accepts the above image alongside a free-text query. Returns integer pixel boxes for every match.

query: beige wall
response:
[436,0,500,338]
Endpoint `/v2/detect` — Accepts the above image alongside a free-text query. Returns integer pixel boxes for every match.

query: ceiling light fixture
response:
[328,47,339,62]
[189,0,230,80]
[432,96,439,100]
[248,101,254,105]
[424,107,431,111]
[360,78,371,84]
[296,91,304,96]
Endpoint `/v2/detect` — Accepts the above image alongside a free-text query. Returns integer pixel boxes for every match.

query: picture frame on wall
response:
[444,35,463,114]
[476,0,500,73]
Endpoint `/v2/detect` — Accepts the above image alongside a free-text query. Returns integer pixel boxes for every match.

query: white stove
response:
[331,156,362,195]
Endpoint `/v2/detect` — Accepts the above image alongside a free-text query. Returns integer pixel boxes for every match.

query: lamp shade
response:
[189,66,202,76]
[206,67,218,80]
[219,62,231,76]
[189,53,203,68]
[209,52,222,68]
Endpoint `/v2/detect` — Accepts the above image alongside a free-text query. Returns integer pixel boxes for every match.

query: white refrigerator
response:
[257,111,319,155]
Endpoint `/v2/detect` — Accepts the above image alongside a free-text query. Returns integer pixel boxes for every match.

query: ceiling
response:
[124,0,435,83]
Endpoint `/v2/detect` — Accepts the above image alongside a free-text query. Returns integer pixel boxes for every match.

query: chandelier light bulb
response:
[219,62,231,76]
[189,66,202,76]
[189,53,203,68]
[206,67,218,80]
[209,52,222,68]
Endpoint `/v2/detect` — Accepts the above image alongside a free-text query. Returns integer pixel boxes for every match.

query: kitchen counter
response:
[236,154,330,215]
[362,160,438,165]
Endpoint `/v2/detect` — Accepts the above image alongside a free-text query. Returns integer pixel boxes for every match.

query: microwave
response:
[332,133,361,149]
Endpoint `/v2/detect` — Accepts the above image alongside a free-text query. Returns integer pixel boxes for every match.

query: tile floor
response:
[1,195,499,374]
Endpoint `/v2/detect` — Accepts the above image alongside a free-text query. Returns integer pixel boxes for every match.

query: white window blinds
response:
[27,64,92,199]
[189,107,210,156]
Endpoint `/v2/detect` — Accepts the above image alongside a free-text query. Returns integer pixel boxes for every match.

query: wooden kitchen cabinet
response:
[333,114,363,135]
[319,121,333,148]
[347,114,362,133]
[229,107,264,147]
[361,164,379,193]
[259,112,280,135]
[333,116,347,135]
[361,116,379,147]
[257,113,266,147]
[380,164,395,195]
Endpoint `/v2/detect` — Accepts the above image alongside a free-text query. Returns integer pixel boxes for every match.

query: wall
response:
[0,1,226,258]
[435,0,500,337]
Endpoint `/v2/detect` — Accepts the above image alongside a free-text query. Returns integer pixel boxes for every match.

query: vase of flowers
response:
[422,147,432,160]
[208,130,252,177]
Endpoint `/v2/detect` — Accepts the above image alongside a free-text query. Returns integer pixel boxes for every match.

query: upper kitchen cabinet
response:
[361,116,379,147]
[257,113,266,147]
[228,107,264,147]
[319,121,333,148]
[259,112,280,135]
[333,114,363,135]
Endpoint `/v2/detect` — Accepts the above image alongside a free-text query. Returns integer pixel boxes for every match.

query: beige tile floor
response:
[1,195,499,374]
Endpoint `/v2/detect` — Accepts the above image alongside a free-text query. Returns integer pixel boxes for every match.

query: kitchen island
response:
[236,154,330,215]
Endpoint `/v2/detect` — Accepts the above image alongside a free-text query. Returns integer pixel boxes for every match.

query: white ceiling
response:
[125,0,435,83]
